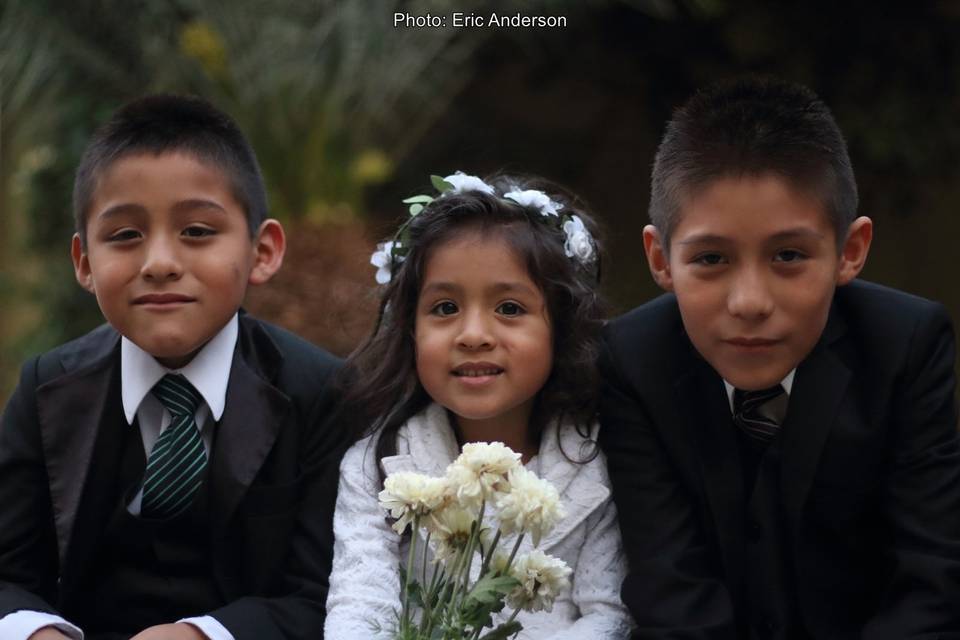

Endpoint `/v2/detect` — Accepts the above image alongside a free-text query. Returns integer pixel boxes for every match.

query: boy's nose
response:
[456,311,495,350]
[141,237,183,280]
[727,269,774,320]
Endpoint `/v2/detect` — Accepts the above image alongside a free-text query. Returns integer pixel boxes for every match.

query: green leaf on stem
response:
[477,621,523,640]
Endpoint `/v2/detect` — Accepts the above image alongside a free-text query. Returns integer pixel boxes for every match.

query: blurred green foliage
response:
[1,0,570,398]
[3,0,960,404]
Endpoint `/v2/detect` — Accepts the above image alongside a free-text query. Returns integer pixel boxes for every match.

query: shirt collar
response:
[121,314,239,424]
[723,368,795,414]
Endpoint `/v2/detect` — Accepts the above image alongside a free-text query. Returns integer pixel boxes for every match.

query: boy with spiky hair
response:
[600,77,960,638]
[0,95,343,640]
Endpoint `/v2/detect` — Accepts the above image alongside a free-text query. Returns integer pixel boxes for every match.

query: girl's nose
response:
[456,310,495,350]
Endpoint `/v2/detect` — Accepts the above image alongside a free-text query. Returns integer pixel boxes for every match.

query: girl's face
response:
[415,232,553,433]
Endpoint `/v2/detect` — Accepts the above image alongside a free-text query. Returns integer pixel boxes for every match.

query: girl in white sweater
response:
[325,172,633,639]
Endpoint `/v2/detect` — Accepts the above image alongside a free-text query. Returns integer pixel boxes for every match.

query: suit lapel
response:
[208,319,292,540]
[780,309,850,532]
[36,328,122,577]
[676,356,746,602]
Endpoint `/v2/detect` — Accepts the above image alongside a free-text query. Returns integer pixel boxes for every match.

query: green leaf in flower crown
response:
[402,195,434,204]
[431,175,454,193]
[478,621,523,640]
[408,203,424,215]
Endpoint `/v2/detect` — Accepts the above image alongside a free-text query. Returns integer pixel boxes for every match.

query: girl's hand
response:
[130,622,208,640]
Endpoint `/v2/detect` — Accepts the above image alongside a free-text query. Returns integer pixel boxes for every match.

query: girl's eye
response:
[107,229,141,242]
[183,226,215,238]
[430,301,459,316]
[774,249,806,263]
[693,253,726,266]
[496,301,525,317]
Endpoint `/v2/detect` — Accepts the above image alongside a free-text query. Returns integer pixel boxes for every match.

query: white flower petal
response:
[504,189,561,217]
[443,171,495,195]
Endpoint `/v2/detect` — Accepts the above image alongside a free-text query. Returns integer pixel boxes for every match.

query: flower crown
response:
[371,171,597,284]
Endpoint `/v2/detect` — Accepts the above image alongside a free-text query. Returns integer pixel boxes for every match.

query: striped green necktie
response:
[141,374,207,519]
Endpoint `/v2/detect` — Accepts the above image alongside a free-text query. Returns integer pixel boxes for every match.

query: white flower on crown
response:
[370,240,403,284]
[562,215,594,265]
[378,471,449,535]
[503,189,562,217]
[505,549,572,613]
[443,171,496,195]
[494,466,565,546]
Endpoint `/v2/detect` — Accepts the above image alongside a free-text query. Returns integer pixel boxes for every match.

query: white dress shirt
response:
[0,315,239,640]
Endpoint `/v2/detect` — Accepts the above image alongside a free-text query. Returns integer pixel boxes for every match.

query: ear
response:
[71,234,96,293]
[836,216,872,285]
[248,219,286,285]
[642,225,674,291]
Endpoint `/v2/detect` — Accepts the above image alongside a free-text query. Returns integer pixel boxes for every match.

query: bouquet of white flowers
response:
[377,442,572,640]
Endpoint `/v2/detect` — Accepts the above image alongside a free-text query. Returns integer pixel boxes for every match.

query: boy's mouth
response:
[725,337,781,349]
[133,293,196,305]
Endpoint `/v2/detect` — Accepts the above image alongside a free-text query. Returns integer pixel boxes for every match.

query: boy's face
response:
[643,174,872,390]
[72,152,284,369]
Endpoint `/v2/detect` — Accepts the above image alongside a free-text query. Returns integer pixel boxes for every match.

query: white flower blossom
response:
[503,189,562,217]
[505,550,572,613]
[562,215,594,264]
[494,466,565,546]
[370,240,403,284]
[443,171,495,195]
[379,472,449,535]
[445,442,521,510]
[426,504,477,562]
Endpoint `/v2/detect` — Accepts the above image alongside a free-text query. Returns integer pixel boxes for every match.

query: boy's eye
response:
[693,252,726,266]
[774,249,807,263]
[430,301,459,316]
[107,229,141,242]
[182,225,216,238]
[496,301,525,317]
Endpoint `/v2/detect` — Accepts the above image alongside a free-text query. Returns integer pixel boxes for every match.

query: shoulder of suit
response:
[835,279,949,337]
[604,292,681,348]
[34,323,119,383]
[239,313,343,401]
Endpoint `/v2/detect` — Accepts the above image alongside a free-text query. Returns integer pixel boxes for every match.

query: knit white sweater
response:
[324,403,634,639]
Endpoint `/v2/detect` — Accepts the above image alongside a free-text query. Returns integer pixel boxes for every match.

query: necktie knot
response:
[152,374,202,417]
[733,384,786,443]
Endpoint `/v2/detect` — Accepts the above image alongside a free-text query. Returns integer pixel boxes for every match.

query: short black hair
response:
[650,76,858,250]
[73,94,268,247]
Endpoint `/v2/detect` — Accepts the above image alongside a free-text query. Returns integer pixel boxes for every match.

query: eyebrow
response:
[420,281,540,297]
[676,227,826,246]
[94,199,227,221]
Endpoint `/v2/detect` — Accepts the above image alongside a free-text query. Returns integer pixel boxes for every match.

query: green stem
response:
[505,532,525,573]
[400,514,420,632]
[479,528,502,577]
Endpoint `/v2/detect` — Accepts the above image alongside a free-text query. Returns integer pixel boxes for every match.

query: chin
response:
[140,336,202,366]
[722,368,789,391]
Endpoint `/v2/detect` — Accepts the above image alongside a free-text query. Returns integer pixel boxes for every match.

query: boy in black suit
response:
[599,77,960,639]
[0,96,343,640]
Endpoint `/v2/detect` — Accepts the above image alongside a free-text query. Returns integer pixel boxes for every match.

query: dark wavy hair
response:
[339,174,605,470]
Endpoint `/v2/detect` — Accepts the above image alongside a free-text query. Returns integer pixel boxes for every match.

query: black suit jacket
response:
[599,280,960,639]
[0,313,345,639]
